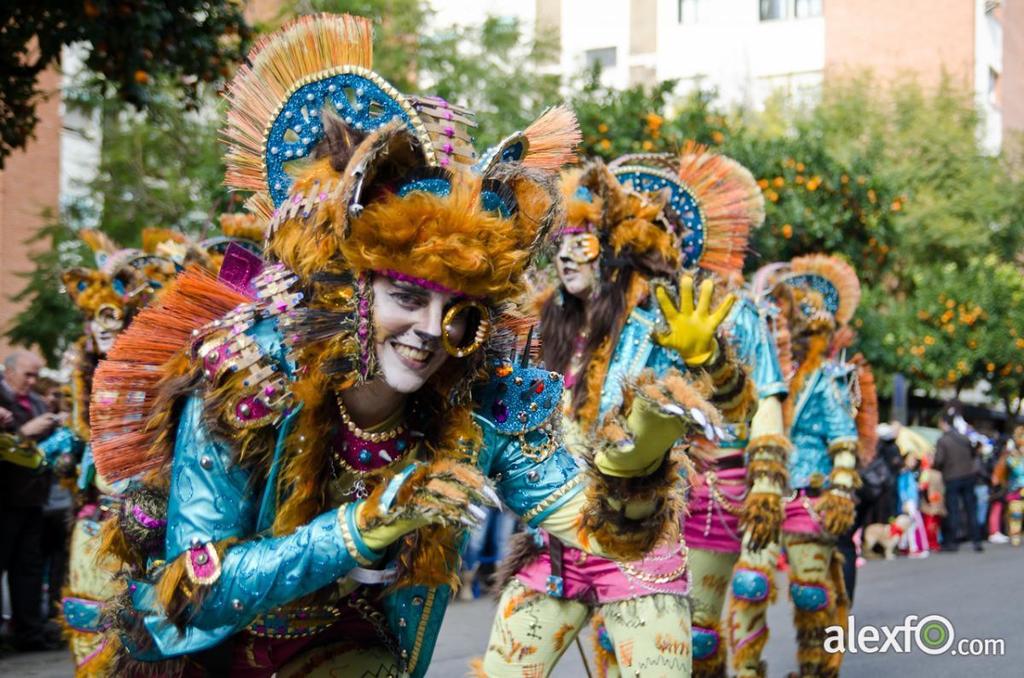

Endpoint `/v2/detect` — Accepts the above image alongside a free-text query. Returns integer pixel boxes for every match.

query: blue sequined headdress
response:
[608,145,764,276]
[778,254,861,326]
[222,13,579,252]
[220,13,580,387]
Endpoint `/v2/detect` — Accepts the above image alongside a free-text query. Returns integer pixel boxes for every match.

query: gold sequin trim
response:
[521,474,585,523]
[407,588,436,673]
[338,506,374,567]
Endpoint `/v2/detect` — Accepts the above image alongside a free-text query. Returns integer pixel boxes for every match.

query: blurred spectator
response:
[34,377,65,415]
[459,509,517,600]
[919,455,946,551]
[933,409,983,552]
[988,437,1012,543]
[897,455,929,558]
[35,376,73,620]
[0,350,63,650]
[876,426,901,520]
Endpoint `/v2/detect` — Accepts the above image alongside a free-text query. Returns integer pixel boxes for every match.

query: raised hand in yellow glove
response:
[653,275,736,366]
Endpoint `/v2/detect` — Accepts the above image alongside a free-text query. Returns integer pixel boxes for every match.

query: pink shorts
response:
[516,532,689,604]
[683,455,747,553]
[782,491,825,535]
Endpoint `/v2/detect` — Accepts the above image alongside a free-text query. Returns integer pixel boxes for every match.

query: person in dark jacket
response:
[933,410,983,552]
[875,422,904,522]
[0,350,63,650]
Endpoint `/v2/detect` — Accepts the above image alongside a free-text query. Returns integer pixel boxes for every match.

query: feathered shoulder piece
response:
[90,267,255,482]
[786,254,861,326]
[609,143,764,276]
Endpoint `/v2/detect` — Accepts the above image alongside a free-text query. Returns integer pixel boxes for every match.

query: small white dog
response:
[862,515,912,560]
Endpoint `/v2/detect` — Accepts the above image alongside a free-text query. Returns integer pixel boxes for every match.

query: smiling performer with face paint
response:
[480,155,758,678]
[604,150,789,678]
[83,15,713,677]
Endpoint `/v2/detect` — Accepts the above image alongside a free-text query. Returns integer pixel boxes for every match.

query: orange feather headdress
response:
[608,143,764,276]
[784,254,861,327]
[222,13,578,301]
[218,13,579,386]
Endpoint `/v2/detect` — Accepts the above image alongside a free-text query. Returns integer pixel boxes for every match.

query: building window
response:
[760,0,787,21]
[794,0,822,18]
[761,0,821,21]
[678,0,700,24]
[584,47,617,70]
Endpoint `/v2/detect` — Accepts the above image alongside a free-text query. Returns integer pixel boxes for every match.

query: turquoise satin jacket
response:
[124,319,583,677]
[1008,455,1024,492]
[726,296,787,402]
[600,301,687,418]
[787,360,858,489]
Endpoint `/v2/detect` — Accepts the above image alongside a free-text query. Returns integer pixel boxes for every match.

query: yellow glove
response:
[653,275,736,366]
[357,506,429,552]
[595,396,687,478]
[355,461,494,551]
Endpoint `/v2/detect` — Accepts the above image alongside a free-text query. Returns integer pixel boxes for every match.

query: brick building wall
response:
[0,68,62,358]
[824,0,975,87]
[1002,0,1024,150]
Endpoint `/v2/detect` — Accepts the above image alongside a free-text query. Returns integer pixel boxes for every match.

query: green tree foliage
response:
[573,77,902,281]
[864,256,1024,422]
[573,72,1024,408]
[5,220,83,363]
[1,1,250,167]
[294,0,560,148]
[5,83,235,364]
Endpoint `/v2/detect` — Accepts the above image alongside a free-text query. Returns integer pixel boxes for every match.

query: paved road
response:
[3,544,1020,677]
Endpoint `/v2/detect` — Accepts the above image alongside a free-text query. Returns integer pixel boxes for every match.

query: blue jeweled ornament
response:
[266,72,411,206]
[612,167,706,268]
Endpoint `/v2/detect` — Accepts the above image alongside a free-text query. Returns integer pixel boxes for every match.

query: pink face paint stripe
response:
[555,223,596,237]
[377,269,479,300]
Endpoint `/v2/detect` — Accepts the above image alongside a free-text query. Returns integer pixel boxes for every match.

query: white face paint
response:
[370,277,467,394]
[89,304,124,356]
[555,234,599,299]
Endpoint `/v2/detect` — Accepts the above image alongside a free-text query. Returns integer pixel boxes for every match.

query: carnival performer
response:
[480,151,761,678]
[33,230,181,674]
[995,426,1024,546]
[611,152,790,678]
[87,14,719,677]
[729,255,863,678]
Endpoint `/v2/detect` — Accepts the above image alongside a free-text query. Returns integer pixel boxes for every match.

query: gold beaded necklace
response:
[335,394,406,443]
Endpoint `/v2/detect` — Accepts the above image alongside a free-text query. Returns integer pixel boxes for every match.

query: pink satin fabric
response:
[683,456,747,553]
[517,532,689,603]
[782,490,825,535]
